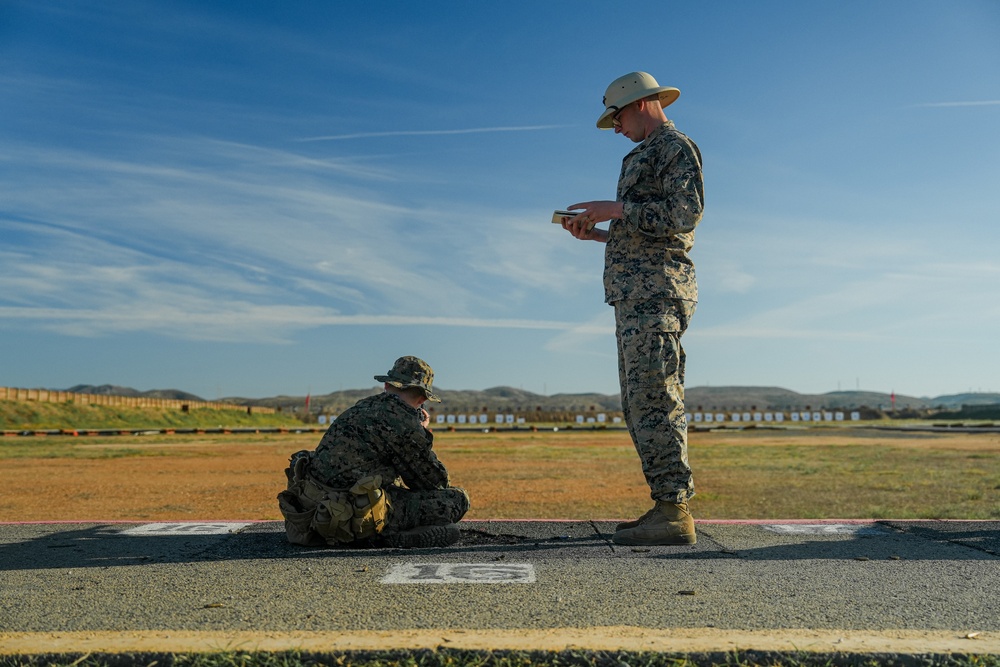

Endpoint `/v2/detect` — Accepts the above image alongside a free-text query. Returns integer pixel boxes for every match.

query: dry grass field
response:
[1,426,998,522]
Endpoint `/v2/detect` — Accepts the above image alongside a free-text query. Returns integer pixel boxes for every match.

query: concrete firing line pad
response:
[0,519,998,656]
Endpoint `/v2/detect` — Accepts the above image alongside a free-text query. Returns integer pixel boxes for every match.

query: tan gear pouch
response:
[279,471,390,545]
[312,494,355,544]
[278,450,323,546]
[349,475,389,539]
[277,488,324,547]
[293,477,350,544]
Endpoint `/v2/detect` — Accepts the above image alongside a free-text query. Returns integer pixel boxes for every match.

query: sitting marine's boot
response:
[375,523,461,549]
[612,501,696,546]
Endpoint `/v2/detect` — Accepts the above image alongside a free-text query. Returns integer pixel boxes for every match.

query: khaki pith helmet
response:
[374,356,441,402]
[597,71,680,130]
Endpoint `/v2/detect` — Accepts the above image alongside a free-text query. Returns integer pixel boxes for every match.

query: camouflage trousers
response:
[384,485,470,533]
[614,299,696,503]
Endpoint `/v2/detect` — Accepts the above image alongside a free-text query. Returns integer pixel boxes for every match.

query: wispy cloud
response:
[543,309,615,354]
[0,304,593,342]
[0,131,595,343]
[695,259,1000,344]
[296,125,571,142]
[911,100,1000,108]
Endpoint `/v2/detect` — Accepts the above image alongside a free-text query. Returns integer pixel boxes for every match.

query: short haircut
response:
[397,385,428,402]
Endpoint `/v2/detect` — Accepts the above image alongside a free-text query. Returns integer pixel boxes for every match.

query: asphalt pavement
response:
[1,518,998,657]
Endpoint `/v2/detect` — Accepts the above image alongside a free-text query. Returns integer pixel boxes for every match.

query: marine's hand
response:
[418,408,430,429]
[568,200,624,223]
[560,200,619,242]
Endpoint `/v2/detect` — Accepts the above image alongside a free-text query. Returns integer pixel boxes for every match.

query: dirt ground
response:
[1,427,997,522]
[1,430,647,522]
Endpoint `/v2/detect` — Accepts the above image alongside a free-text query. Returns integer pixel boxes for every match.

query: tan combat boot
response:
[375,523,461,549]
[615,505,658,531]
[612,501,696,545]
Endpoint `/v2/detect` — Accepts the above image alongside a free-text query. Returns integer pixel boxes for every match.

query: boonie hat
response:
[597,71,680,130]
[375,356,441,402]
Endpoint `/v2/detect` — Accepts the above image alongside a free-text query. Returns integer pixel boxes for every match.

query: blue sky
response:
[2,1,998,400]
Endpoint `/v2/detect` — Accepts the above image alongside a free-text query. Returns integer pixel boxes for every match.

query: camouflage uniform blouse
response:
[604,120,704,304]
[310,392,449,491]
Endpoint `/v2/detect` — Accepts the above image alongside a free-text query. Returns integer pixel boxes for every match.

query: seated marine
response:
[278,356,469,548]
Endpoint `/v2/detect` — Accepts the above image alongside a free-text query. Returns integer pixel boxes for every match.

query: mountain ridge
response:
[57,384,1000,413]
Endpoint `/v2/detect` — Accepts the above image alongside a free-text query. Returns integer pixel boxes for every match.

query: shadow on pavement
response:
[1,519,996,572]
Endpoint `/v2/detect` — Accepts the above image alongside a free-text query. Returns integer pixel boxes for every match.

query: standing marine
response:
[559,71,704,545]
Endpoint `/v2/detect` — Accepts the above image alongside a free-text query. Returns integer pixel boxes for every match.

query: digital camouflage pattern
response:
[615,299,696,503]
[382,485,470,532]
[308,392,468,534]
[604,120,703,305]
[605,119,703,504]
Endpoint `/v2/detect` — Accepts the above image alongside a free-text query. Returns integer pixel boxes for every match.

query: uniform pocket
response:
[637,310,682,332]
[617,300,692,390]
[637,331,681,388]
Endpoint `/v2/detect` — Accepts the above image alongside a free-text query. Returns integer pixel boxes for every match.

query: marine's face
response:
[612,101,643,143]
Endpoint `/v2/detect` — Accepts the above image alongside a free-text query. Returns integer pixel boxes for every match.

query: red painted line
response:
[698,518,879,524]
[0,517,988,526]
[0,519,272,525]
[696,518,993,524]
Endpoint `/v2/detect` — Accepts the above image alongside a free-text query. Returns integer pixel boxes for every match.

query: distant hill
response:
[56,384,1000,414]
[229,385,1000,415]
[925,392,1000,408]
[227,386,624,413]
[686,388,999,411]
[686,387,928,411]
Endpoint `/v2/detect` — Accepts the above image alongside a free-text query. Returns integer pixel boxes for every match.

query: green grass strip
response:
[2,649,999,667]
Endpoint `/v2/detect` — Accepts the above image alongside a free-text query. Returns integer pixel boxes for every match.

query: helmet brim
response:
[597,87,680,130]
